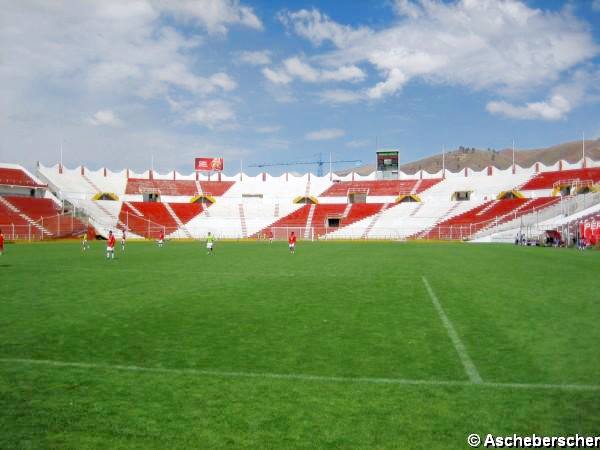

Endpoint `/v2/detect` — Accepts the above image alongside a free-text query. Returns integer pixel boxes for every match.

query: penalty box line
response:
[0,358,599,392]
[421,276,483,384]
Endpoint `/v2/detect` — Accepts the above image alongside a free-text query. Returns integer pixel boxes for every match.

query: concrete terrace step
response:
[362,203,390,239]
[239,204,248,238]
[304,203,316,239]
[0,196,53,236]
[164,202,192,238]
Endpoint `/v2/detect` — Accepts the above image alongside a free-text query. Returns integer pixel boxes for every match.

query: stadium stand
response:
[0,164,84,239]
[320,179,441,197]
[419,197,560,240]
[520,168,600,191]
[21,158,600,242]
[125,178,235,197]
[0,167,46,187]
[117,201,204,239]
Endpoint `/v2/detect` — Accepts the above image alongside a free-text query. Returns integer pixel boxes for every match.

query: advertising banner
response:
[195,157,224,172]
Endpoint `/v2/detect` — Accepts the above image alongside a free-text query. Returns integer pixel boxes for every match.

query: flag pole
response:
[512,139,515,174]
[442,146,446,179]
[582,131,586,168]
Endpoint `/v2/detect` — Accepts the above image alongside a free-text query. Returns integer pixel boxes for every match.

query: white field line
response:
[0,358,599,392]
[422,276,483,384]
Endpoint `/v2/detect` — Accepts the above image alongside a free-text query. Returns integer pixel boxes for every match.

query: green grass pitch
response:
[0,240,599,449]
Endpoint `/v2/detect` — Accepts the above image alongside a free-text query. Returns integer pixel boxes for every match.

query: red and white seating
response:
[321,179,441,197]
[125,178,234,197]
[520,168,600,191]
[27,159,600,241]
[419,197,560,240]
[0,167,46,187]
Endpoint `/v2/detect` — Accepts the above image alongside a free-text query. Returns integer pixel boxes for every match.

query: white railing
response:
[476,191,600,239]
[0,212,87,241]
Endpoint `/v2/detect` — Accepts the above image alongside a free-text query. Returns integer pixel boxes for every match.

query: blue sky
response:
[1,0,599,175]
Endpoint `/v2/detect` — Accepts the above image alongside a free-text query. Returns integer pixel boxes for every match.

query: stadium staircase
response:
[239,203,248,238]
[342,203,352,218]
[415,203,463,239]
[409,202,424,216]
[164,202,192,238]
[410,179,423,194]
[304,180,311,198]
[0,196,53,237]
[304,204,316,239]
[95,201,128,230]
[82,174,102,194]
[475,200,500,217]
[167,203,204,224]
[124,201,143,217]
[361,203,391,238]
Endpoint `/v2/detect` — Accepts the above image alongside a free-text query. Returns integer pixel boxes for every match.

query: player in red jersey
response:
[0,229,4,256]
[158,229,165,248]
[106,230,116,260]
[288,231,296,254]
[267,229,274,244]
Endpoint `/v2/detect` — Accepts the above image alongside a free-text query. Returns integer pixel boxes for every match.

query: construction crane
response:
[249,153,362,177]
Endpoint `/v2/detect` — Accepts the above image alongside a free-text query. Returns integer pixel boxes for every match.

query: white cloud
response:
[393,0,422,19]
[486,68,600,120]
[284,57,320,82]
[486,95,571,121]
[305,128,345,141]
[186,100,236,129]
[278,9,371,47]
[263,57,365,85]
[283,2,598,103]
[318,89,364,104]
[321,65,365,82]
[0,0,269,170]
[88,110,123,127]
[0,1,249,103]
[262,67,293,85]
[239,50,272,65]
[157,0,262,34]
[152,64,237,96]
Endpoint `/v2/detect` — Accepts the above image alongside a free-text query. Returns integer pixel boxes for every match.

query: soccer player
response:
[81,232,89,251]
[106,230,116,260]
[268,229,274,244]
[121,229,126,252]
[0,229,4,256]
[288,231,296,254]
[206,231,215,255]
[158,229,164,248]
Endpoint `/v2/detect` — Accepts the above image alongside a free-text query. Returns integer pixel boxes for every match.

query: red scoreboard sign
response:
[195,157,224,172]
